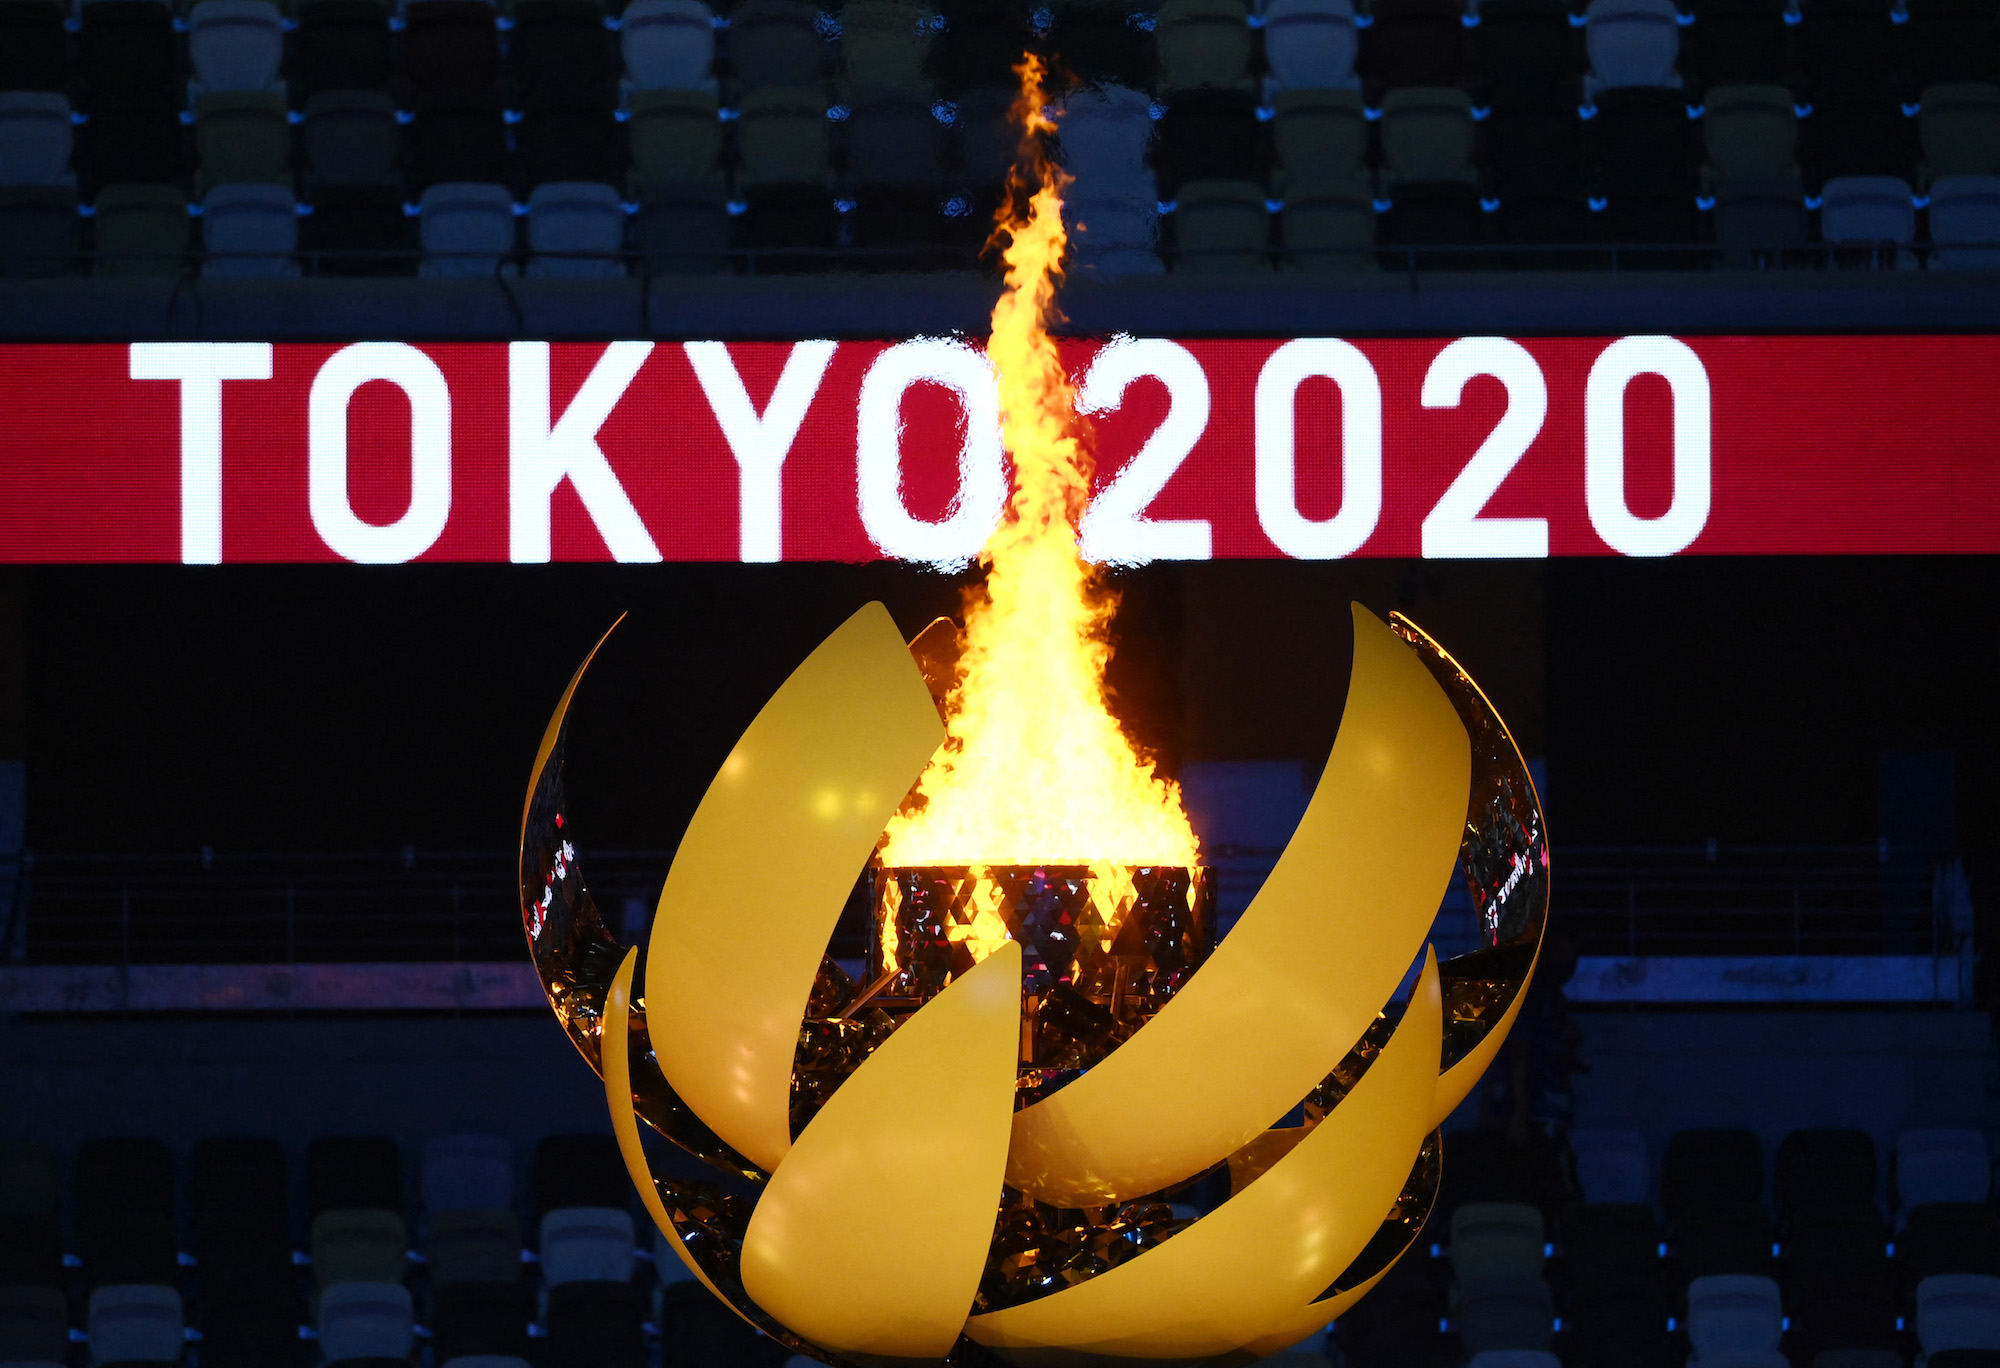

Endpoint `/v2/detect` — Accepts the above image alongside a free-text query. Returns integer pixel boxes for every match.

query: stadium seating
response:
[418,181,518,276]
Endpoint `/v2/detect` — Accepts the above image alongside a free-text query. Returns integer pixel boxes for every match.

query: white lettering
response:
[306,342,453,564]
[1076,337,1213,564]
[855,339,1005,564]
[128,342,273,565]
[684,340,836,564]
[1584,335,1713,557]
[1420,337,1550,559]
[509,341,662,564]
[1253,338,1383,559]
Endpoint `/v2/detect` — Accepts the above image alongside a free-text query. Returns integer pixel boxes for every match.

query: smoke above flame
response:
[879,56,1200,869]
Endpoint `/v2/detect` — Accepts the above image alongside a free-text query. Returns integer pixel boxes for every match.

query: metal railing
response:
[0,842,1966,967]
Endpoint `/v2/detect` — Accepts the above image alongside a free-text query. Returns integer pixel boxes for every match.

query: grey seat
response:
[735,86,831,187]
[422,1135,513,1215]
[1585,0,1684,95]
[727,0,826,90]
[1686,1274,1785,1364]
[1281,179,1375,270]
[1452,1275,1555,1357]
[1571,1129,1650,1205]
[837,0,931,98]
[1818,174,1917,267]
[201,181,300,275]
[317,1281,413,1365]
[1926,173,2000,268]
[94,182,190,275]
[1171,178,1270,271]
[619,0,716,91]
[1703,85,1799,181]
[538,1206,636,1285]
[1379,86,1477,185]
[427,1210,523,1286]
[0,93,74,187]
[188,0,286,96]
[86,1284,183,1367]
[627,88,722,192]
[418,181,516,276]
[1154,0,1255,94]
[302,90,402,188]
[1920,84,2000,182]
[1917,1273,2000,1358]
[1272,87,1368,194]
[1713,172,1806,266]
[845,95,947,187]
[1261,0,1360,92]
[525,181,627,276]
[1897,1129,1992,1209]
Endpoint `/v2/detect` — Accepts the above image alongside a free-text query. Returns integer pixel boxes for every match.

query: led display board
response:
[2,336,1994,563]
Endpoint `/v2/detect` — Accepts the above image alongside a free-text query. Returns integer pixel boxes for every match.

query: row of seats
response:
[0,1133,779,1368]
[1333,1125,2000,1368]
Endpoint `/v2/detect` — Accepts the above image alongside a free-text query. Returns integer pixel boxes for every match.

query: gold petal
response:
[646,603,945,1173]
[1005,606,1468,1206]
[970,949,1444,1361]
[742,942,1023,1361]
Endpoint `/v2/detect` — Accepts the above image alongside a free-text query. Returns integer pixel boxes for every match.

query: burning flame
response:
[878,56,1200,877]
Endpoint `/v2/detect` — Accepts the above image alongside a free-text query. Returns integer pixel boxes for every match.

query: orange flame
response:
[879,56,1200,872]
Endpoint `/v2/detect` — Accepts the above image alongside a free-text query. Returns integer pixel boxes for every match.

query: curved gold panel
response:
[743,942,1023,1361]
[647,602,946,1174]
[1003,606,1468,1207]
[970,950,1444,1361]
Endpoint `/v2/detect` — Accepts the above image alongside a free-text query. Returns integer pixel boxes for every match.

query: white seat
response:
[1819,174,1917,267]
[621,0,717,91]
[1897,1127,1992,1206]
[200,181,299,276]
[525,181,627,277]
[1585,0,1683,96]
[188,0,286,96]
[86,1285,182,1367]
[0,93,74,188]
[1917,1273,2000,1356]
[539,1206,636,1286]
[419,181,516,277]
[1469,1352,1563,1368]
[317,1281,414,1364]
[1057,84,1157,186]
[1573,1128,1650,1205]
[422,1134,513,1215]
[1686,1275,1784,1359]
[1261,0,1359,93]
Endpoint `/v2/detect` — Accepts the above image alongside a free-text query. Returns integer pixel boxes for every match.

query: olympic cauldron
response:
[519,602,1547,1366]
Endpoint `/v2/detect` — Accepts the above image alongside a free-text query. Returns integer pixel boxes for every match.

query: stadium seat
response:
[1585,0,1685,95]
[1170,179,1271,271]
[1476,0,1584,109]
[87,1284,184,1366]
[0,0,68,92]
[292,0,396,97]
[0,94,75,188]
[1818,173,1917,265]
[1359,0,1471,95]
[544,1280,646,1368]
[518,108,626,189]
[1047,0,1156,89]
[1452,1274,1555,1355]
[1271,88,1368,191]
[656,1279,788,1368]
[422,1136,514,1216]
[301,92,401,190]
[78,0,181,114]
[79,1206,178,1290]
[1562,1277,1672,1368]
[1899,1131,1995,1212]
[1587,85,1701,196]
[734,87,833,188]
[1676,1200,1777,1278]
[1483,102,1584,202]
[1799,0,1902,100]
[1685,0,1790,90]
[1920,85,2000,181]
[311,1209,409,1285]
[0,186,81,275]
[430,1280,532,1364]
[1153,89,1262,194]
[511,0,618,111]
[620,0,718,91]
[402,0,505,110]
[1453,1204,1547,1283]
[1703,85,1801,180]
[187,0,287,97]
[727,0,827,90]
[1381,180,1487,264]
[0,1286,70,1366]
[927,0,1031,93]
[845,95,949,186]
[78,111,188,190]
[1909,0,2000,85]
[0,1207,64,1286]
[195,91,293,191]
[539,1206,636,1284]
[1155,0,1255,93]
[406,108,512,192]
[1572,1131,1650,1205]
[1808,99,1919,182]
[189,1213,295,1318]
[191,1137,289,1232]
[428,1210,523,1285]
[418,181,518,275]
[1920,1275,2000,1359]
[526,181,626,274]
[1467,1353,1561,1368]
[1810,1350,1904,1368]
[1380,85,1478,184]
[78,1139,174,1221]
[1067,191,1166,272]
[635,183,730,272]
[1713,170,1808,264]
[1777,1130,1879,1225]
[627,88,724,192]
[317,1281,414,1365]
[443,1359,533,1368]
[1057,83,1155,185]
[1788,1272,1901,1362]
[838,0,934,96]
[847,185,949,267]
[196,1303,299,1368]
[1333,1240,1447,1367]
[1262,0,1361,92]
[1903,1202,2000,1291]
[1685,1274,1785,1363]
[303,183,415,273]
[307,1138,403,1218]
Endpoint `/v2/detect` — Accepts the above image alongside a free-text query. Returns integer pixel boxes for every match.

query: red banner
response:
[2,336,1995,563]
